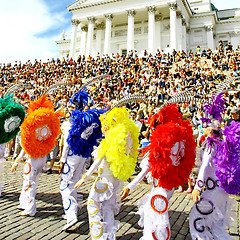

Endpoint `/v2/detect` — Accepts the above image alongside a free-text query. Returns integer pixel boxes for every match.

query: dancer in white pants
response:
[11,149,46,216]
[59,119,88,230]
[121,104,196,240]
[59,90,104,231]
[75,107,139,240]
[190,139,235,240]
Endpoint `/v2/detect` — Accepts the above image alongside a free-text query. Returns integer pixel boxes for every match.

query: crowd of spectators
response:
[1,42,240,163]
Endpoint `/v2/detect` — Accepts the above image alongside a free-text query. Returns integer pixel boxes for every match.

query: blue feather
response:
[67,108,105,158]
[69,90,91,111]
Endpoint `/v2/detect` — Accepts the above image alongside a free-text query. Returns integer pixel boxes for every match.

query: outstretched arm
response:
[121,154,150,200]
[74,155,103,188]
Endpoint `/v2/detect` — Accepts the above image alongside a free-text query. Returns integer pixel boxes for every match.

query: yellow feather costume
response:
[97,108,139,181]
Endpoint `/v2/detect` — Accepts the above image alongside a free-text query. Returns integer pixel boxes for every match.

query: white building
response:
[56,0,240,59]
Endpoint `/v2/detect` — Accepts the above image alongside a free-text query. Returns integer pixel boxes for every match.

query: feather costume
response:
[67,108,104,158]
[0,95,25,144]
[20,95,61,158]
[145,104,196,190]
[214,121,240,195]
[97,108,139,181]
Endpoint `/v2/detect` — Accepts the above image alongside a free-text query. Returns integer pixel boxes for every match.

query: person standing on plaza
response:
[121,104,196,240]
[59,90,104,231]
[189,93,239,240]
[0,94,25,196]
[11,95,61,216]
[74,107,139,239]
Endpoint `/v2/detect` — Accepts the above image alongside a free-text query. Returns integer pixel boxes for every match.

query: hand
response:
[11,163,18,173]
[121,187,130,200]
[74,179,84,189]
[59,162,64,174]
[192,189,201,203]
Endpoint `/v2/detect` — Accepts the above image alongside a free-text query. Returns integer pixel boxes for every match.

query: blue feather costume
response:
[67,108,104,158]
[60,89,105,230]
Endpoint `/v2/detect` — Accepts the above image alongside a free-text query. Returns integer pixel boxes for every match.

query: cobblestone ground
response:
[0,161,239,240]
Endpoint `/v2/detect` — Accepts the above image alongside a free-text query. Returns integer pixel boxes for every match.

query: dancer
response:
[0,94,25,196]
[189,93,239,240]
[11,95,61,216]
[59,90,104,231]
[74,107,139,239]
[121,104,196,239]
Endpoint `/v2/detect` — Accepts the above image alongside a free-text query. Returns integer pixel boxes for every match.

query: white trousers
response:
[189,187,234,240]
[60,156,86,224]
[19,156,46,215]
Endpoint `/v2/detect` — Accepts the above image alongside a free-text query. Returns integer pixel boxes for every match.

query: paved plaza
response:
[0,161,239,240]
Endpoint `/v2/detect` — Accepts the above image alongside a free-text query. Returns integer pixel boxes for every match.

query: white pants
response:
[19,156,46,215]
[189,187,234,240]
[138,186,174,240]
[60,155,86,224]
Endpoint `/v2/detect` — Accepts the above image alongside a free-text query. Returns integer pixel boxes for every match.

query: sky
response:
[0,0,239,64]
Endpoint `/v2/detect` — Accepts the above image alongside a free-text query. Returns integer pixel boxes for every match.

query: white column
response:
[127,10,135,54]
[104,14,113,56]
[86,17,96,57]
[205,25,214,50]
[155,14,162,51]
[69,19,80,59]
[182,19,187,52]
[230,31,239,49]
[147,6,156,54]
[96,23,105,56]
[169,3,177,52]
[80,25,87,56]
[176,12,183,51]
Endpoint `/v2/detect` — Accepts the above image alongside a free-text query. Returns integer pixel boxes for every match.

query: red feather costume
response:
[145,104,196,190]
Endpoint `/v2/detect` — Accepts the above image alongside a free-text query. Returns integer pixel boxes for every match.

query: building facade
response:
[56,0,240,59]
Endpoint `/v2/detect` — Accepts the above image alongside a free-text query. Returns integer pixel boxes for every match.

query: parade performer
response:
[0,94,25,196]
[121,104,196,240]
[59,90,104,231]
[189,93,239,240]
[11,95,61,216]
[74,106,139,240]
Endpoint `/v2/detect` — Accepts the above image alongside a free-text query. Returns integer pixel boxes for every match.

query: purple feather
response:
[214,121,240,195]
[203,93,226,122]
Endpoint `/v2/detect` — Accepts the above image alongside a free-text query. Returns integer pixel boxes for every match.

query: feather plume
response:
[5,83,31,96]
[109,94,148,112]
[44,82,71,95]
[79,74,110,90]
[213,76,239,98]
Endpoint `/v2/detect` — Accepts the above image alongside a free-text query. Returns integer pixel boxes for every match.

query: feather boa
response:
[145,104,196,190]
[214,121,240,195]
[67,108,104,158]
[21,96,61,158]
[0,95,25,144]
[98,108,139,181]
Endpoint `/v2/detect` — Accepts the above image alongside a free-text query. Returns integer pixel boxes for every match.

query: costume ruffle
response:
[21,96,61,158]
[146,120,196,190]
[98,107,139,181]
[0,95,25,144]
[214,121,240,195]
[67,108,104,158]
